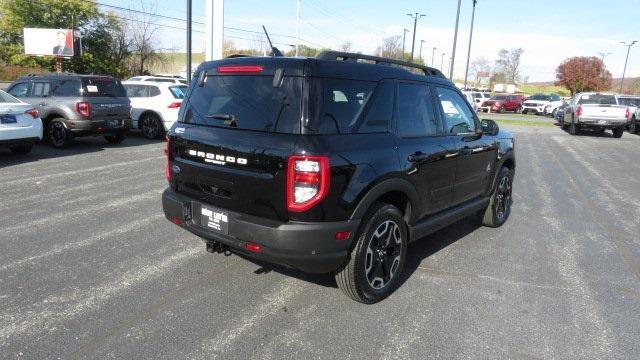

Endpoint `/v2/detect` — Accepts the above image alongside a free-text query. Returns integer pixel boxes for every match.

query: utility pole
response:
[295,0,300,56]
[598,51,611,63]
[186,0,191,80]
[441,52,446,71]
[620,41,637,92]
[432,47,436,67]
[463,0,478,89]
[407,13,425,61]
[402,28,409,58]
[450,0,462,79]
[419,40,425,63]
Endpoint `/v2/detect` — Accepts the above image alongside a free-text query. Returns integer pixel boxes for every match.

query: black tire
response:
[335,202,408,304]
[141,113,164,140]
[629,118,637,134]
[612,128,624,138]
[521,109,527,115]
[478,166,513,228]
[9,144,33,155]
[47,118,73,148]
[498,106,504,114]
[569,119,580,135]
[105,132,126,144]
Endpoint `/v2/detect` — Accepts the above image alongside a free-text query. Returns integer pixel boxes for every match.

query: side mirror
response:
[481,119,499,136]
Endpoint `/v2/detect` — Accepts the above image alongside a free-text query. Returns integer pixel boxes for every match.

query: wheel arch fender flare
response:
[349,178,420,223]
[490,151,516,190]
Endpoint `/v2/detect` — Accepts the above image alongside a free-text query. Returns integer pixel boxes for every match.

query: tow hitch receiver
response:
[206,241,231,256]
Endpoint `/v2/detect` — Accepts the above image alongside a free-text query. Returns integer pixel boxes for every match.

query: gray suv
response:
[7,74,132,148]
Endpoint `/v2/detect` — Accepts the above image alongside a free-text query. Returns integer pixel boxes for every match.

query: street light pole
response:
[407,13,425,61]
[620,41,637,92]
[463,0,478,89]
[402,28,409,58]
[450,0,462,79]
[295,0,300,56]
[432,47,436,67]
[419,40,425,62]
[441,52,446,71]
[186,0,192,80]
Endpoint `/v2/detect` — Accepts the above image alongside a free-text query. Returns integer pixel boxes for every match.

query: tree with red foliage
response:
[555,57,612,95]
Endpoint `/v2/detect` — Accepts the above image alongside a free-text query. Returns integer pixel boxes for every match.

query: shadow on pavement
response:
[0,132,162,168]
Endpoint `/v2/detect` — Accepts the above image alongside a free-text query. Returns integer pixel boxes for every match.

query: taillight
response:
[217,65,264,74]
[625,107,631,120]
[576,105,583,118]
[24,108,39,118]
[168,101,182,109]
[164,135,173,181]
[76,102,92,117]
[286,155,330,212]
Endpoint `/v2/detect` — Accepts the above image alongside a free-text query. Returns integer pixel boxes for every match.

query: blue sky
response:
[99,0,640,81]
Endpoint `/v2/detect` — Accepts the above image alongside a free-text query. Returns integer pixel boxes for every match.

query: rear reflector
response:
[217,65,264,74]
[168,101,182,109]
[334,231,352,241]
[245,242,262,253]
[169,216,182,225]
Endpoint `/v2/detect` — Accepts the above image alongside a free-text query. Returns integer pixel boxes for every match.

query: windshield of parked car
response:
[617,97,640,107]
[0,90,20,103]
[82,78,127,97]
[491,95,507,100]
[577,94,617,105]
[528,94,550,101]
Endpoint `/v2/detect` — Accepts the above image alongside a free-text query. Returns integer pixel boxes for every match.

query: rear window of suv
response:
[81,78,126,97]
[183,75,302,134]
[578,94,616,105]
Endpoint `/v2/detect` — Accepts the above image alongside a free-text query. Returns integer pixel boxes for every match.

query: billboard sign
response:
[23,28,74,57]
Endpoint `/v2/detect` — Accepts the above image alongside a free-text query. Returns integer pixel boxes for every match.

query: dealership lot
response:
[1,126,639,359]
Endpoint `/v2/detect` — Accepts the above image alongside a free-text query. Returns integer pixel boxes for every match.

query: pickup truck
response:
[617,95,640,134]
[561,92,631,138]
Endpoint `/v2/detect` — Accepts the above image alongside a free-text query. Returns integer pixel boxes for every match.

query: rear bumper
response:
[0,119,43,146]
[577,118,629,129]
[162,188,360,274]
[67,118,132,136]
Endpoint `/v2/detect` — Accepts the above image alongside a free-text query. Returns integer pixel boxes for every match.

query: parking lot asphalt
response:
[1,127,639,359]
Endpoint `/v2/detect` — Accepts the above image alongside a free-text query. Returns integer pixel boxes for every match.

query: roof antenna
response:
[262,25,283,57]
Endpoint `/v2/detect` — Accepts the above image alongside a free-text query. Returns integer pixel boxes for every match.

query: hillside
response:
[527,77,640,95]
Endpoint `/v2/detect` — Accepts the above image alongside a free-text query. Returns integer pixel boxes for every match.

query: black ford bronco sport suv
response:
[7,74,131,148]
[162,52,515,303]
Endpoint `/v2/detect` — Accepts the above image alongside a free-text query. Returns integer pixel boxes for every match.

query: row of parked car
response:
[0,74,187,154]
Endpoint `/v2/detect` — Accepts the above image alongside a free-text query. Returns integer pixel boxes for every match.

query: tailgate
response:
[580,104,627,120]
[172,126,296,221]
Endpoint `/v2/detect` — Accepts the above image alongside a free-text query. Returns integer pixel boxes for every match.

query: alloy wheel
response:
[142,116,159,139]
[365,220,403,290]
[495,175,512,221]
[49,121,66,147]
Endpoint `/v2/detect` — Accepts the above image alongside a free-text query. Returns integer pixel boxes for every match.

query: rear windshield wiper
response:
[206,113,238,127]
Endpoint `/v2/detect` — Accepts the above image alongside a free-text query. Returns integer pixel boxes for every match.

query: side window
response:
[357,80,394,133]
[32,82,51,97]
[312,78,375,134]
[435,87,477,134]
[396,83,439,137]
[8,82,30,98]
[52,79,80,96]
[149,86,161,97]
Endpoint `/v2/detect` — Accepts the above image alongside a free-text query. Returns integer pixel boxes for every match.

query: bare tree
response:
[339,41,353,52]
[470,57,490,85]
[127,2,163,75]
[375,35,402,60]
[495,48,524,84]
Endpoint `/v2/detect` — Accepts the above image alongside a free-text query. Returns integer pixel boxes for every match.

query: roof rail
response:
[316,51,446,78]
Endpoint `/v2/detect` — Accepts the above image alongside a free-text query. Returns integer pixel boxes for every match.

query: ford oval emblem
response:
[171,164,181,174]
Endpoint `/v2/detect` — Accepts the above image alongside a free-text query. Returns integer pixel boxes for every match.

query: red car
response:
[481,94,525,113]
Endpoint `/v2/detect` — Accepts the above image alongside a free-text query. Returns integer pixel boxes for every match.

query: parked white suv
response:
[123,81,188,139]
[0,89,43,154]
[126,76,187,85]
[522,93,563,116]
